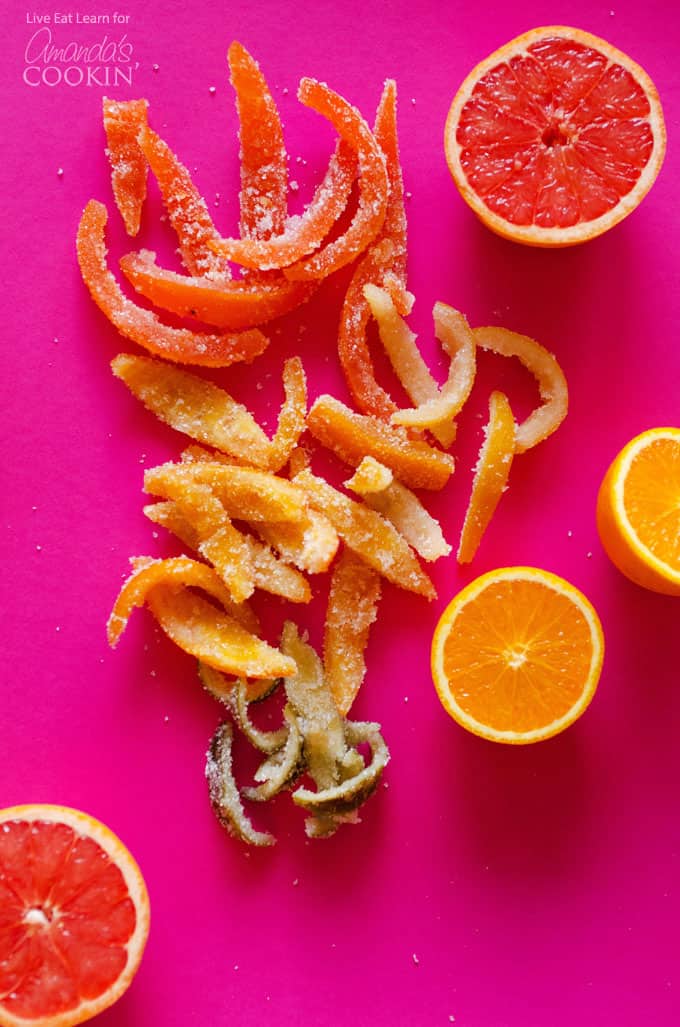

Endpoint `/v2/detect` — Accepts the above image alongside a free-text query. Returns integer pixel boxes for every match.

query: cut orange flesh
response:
[457,391,516,564]
[445,26,666,246]
[596,427,680,595]
[76,201,268,368]
[431,567,604,743]
[137,126,230,278]
[0,804,149,1027]
[119,250,315,330]
[102,98,148,237]
[228,41,288,240]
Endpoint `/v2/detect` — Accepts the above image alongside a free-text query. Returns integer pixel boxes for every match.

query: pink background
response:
[2,1,679,1024]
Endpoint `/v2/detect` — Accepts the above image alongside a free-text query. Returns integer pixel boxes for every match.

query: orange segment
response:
[473,325,567,451]
[102,98,148,237]
[445,26,666,246]
[431,567,604,743]
[596,427,680,595]
[76,201,268,368]
[0,804,149,1027]
[457,391,516,564]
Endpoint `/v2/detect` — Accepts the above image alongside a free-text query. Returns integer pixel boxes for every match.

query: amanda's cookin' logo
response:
[23,23,138,87]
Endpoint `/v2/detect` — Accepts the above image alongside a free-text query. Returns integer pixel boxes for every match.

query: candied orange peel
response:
[457,391,516,564]
[323,549,381,716]
[307,394,455,491]
[102,97,149,237]
[473,326,568,452]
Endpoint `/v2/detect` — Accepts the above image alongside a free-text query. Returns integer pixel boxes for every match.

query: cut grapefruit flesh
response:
[0,804,149,1027]
[445,26,666,246]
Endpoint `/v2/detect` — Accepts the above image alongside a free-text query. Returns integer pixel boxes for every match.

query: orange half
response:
[596,427,680,595]
[431,567,604,743]
[445,26,666,246]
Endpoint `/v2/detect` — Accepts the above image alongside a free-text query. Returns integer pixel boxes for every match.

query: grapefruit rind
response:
[430,566,604,744]
[444,26,667,247]
[596,428,680,595]
[0,804,149,1027]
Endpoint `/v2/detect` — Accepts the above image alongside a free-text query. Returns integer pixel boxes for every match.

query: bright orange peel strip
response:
[119,250,315,330]
[307,394,455,491]
[293,468,436,599]
[473,326,568,452]
[282,78,389,281]
[102,97,148,237]
[106,555,258,647]
[324,549,381,716]
[147,585,296,679]
[346,457,451,562]
[77,201,268,368]
[267,357,308,473]
[137,125,230,278]
[457,391,516,564]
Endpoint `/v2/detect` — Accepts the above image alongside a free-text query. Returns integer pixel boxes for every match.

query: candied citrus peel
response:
[210,138,357,270]
[457,391,516,564]
[282,78,389,281]
[119,250,315,330]
[307,394,454,491]
[323,549,381,716]
[473,326,568,452]
[255,509,339,575]
[267,357,308,473]
[102,97,148,237]
[346,457,451,563]
[337,81,412,419]
[229,40,288,240]
[144,460,308,523]
[144,501,312,604]
[111,353,271,466]
[292,468,436,599]
[147,584,295,679]
[206,722,276,846]
[106,555,258,647]
[137,125,230,278]
[77,201,268,368]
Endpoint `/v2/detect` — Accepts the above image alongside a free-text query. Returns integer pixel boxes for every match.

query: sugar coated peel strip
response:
[307,394,454,491]
[229,40,288,241]
[143,501,312,603]
[346,457,451,562]
[243,712,304,801]
[198,665,288,746]
[292,721,389,816]
[293,468,436,599]
[147,585,296,679]
[457,391,515,564]
[267,357,308,473]
[206,722,276,846]
[282,79,389,281]
[336,82,410,418]
[119,250,316,330]
[137,125,230,278]
[473,327,568,453]
[210,138,357,269]
[389,301,476,438]
[102,97,149,237]
[111,353,272,467]
[323,549,382,716]
[255,510,339,575]
[364,285,459,449]
[107,555,258,647]
[144,460,308,523]
[77,201,268,368]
